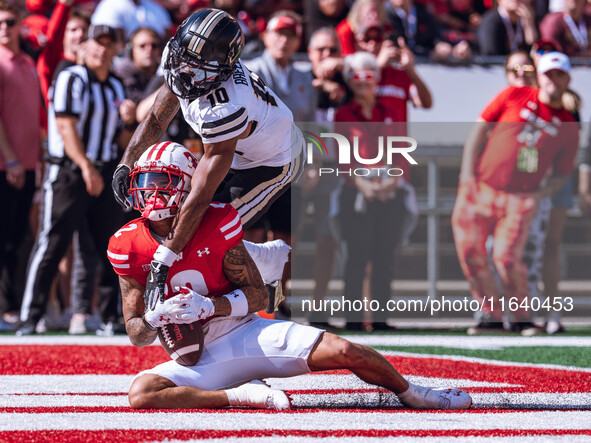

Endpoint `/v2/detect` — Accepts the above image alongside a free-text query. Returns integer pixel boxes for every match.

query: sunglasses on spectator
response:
[507,64,535,74]
[135,42,160,49]
[349,70,377,82]
[0,18,16,28]
[313,46,338,55]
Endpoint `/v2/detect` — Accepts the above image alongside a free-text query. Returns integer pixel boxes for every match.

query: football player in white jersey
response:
[112,142,472,411]
[111,9,305,311]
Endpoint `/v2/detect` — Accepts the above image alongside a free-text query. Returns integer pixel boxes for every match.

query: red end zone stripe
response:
[0,346,169,375]
[1,406,586,414]
[1,429,590,442]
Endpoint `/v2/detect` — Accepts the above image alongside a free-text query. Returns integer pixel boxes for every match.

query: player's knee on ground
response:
[128,374,173,409]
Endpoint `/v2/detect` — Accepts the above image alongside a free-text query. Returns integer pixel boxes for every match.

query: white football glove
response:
[142,297,177,329]
[169,286,216,323]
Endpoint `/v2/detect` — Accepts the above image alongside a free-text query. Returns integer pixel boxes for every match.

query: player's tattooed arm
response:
[121,84,180,167]
[221,241,268,313]
[119,275,158,347]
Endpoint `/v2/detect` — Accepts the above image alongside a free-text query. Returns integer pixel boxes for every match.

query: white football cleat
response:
[398,383,472,410]
[226,380,291,411]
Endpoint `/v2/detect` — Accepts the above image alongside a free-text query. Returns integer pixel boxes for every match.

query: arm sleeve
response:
[36,0,71,103]
[212,204,244,251]
[480,86,514,122]
[107,236,149,282]
[199,105,249,144]
[52,70,84,117]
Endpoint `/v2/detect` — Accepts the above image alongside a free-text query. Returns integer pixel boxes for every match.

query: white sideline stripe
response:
[266,374,516,390]
[4,333,590,352]
[3,392,591,410]
[379,350,591,373]
[346,335,591,350]
[1,411,591,431]
[107,250,128,260]
[0,395,129,407]
[170,344,201,360]
[109,262,130,269]
[293,393,591,410]
[0,336,147,345]
[0,374,513,395]
[0,375,135,394]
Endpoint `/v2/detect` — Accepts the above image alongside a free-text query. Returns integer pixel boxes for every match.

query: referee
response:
[17,25,137,335]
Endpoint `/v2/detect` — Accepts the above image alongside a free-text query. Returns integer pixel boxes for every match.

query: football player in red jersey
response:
[108,142,473,411]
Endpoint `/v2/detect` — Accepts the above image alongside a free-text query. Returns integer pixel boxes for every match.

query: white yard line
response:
[1,411,590,431]
[345,335,591,350]
[379,350,591,372]
[0,375,135,394]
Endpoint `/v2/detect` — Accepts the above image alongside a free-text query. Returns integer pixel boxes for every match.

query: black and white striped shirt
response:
[47,65,126,163]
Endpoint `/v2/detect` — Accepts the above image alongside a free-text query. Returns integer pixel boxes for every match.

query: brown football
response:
[157,321,204,366]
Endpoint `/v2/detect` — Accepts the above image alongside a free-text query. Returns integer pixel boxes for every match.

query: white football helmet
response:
[129,142,198,221]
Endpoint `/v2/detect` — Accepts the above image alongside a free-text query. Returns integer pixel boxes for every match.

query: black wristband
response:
[141,314,157,331]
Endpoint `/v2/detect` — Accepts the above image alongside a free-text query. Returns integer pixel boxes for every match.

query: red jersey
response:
[376,66,412,123]
[107,203,243,322]
[477,86,579,193]
[335,100,410,179]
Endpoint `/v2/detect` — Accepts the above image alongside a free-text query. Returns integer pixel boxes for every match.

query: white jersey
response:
[178,60,295,170]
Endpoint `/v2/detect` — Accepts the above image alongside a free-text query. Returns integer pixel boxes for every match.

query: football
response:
[157,321,204,366]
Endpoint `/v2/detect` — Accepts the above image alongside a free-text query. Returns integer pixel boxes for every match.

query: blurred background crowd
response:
[0,0,590,336]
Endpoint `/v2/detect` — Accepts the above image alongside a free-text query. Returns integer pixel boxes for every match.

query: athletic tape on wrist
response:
[153,245,178,267]
[141,314,157,331]
[223,289,248,317]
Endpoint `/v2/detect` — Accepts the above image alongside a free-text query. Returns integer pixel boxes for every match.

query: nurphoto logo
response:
[303,131,418,177]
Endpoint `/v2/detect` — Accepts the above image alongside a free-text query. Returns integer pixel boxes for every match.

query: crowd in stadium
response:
[0,0,590,338]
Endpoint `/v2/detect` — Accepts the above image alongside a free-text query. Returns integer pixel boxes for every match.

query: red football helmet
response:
[129,142,198,221]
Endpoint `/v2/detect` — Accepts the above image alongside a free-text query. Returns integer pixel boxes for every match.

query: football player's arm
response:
[120,84,179,167]
[119,275,158,347]
[459,117,493,184]
[216,241,268,315]
[162,122,254,255]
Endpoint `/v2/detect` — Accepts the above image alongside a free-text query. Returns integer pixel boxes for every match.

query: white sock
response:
[243,240,290,284]
[225,380,267,406]
[397,382,430,408]
[225,386,245,406]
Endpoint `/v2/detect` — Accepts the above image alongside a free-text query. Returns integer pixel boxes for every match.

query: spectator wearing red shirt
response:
[452,52,579,334]
[36,0,90,109]
[354,24,432,123]
[336,0,390,55]
[0,1,42,330]
[540,0,591,57]
[335,51,411,331]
